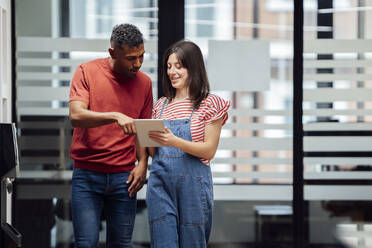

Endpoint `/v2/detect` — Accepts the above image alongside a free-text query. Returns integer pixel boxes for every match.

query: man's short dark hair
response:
[110,23,144,48]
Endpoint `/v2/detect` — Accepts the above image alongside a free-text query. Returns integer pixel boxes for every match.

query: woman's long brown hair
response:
[162,40,210,110]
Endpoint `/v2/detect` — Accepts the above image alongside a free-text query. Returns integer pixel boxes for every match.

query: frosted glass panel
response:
[208,40,270,91]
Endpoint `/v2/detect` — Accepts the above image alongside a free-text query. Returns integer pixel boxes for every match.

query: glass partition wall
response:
[14,0,158,247]
[12,0,372,247]
[184,0,294,246]
[303,0,372,247]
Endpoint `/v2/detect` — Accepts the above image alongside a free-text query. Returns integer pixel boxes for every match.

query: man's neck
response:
[109,57,117,72]
[109,57,130,78]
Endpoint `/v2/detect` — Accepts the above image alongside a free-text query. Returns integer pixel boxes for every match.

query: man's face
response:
[111,43,145,78]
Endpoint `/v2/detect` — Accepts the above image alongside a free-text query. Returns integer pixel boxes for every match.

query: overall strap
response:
[159,99,168,119]
[190,107,196,119]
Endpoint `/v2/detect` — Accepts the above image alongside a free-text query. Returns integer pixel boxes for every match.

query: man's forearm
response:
[135,139,149,167]
[70,108,119,128]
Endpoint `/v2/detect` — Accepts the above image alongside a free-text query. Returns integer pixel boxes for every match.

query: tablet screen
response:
[134,119,165,147]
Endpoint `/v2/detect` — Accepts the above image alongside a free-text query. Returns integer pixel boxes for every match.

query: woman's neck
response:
[174,88,189,101]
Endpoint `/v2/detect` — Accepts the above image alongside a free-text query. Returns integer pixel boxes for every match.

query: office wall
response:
[0,0,12,123]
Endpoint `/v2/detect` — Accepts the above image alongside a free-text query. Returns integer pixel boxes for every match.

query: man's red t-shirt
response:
[69,58,153,173]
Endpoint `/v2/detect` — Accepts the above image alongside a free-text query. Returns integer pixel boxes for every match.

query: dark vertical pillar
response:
[149,0,156,39]
[251,0,259,183]
[357,0,365,122]
[157,0,184,98]
[293,0,304,247]
[317,0,333,39]
[252,0,259,38]
[10,3,18,247]
[60,0,70,38]
[11,0,16,123]
[317,0,333,122]
[10,2,18,247]
[60,0,70,89]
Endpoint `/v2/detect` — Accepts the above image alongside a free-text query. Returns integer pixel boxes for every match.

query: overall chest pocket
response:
[158,122,189,158]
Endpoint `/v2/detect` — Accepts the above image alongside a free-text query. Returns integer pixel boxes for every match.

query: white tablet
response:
[134,119,165,147]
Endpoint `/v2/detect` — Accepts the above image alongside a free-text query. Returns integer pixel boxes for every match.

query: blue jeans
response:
[71,168,136,248]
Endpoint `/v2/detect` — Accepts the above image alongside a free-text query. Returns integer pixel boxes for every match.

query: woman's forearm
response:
[148,118,223,160]
[172,137,218,160]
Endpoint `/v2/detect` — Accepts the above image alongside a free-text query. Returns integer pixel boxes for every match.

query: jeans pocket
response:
[178,175,204,226]
[158,125,187,158]
[146,173,166,223]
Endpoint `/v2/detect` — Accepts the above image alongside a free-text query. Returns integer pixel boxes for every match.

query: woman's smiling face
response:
[167,53,189,91]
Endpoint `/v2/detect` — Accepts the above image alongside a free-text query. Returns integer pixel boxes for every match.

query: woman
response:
[146,40,230,248]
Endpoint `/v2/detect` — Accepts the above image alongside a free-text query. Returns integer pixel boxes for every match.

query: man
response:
[69,23,153,248]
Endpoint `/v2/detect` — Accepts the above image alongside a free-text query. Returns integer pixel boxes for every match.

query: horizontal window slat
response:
[17,72,157,83]
[20,136,69,150]
[223,123,292,130]
[304,59,372,68]
[228,109,291,117]
[213,172,292,179]
[305,185,372,200]
[18,107,68,116]
[228,109,372,117]
[17,58,157,70]
[212,157,292,164]
[223,122,372,131]
[304,122,372,131]
[304,136,372,152]
[17,37,157,53]
[214,185,292,201]
[219,137,292,150]
[18,87,69,101]
[18,72,73,81]
[20,157,72,164]
[303,109,372,116]
[304,172,372,180]
[18,121,72,129]
[304,157,372,164]
[304,39,372,53]
[304,88,372,102]
[304,73,372,81]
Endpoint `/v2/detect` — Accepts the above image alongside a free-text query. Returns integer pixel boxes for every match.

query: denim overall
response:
[147,100,214,248]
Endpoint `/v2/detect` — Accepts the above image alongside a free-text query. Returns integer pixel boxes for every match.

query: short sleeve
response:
[139,78,154,119]
[152,97,166,119]
[69,65,90,104]
[204,94,231,126]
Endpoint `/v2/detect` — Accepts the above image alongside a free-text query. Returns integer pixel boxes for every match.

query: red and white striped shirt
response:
[152,94,230,165]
